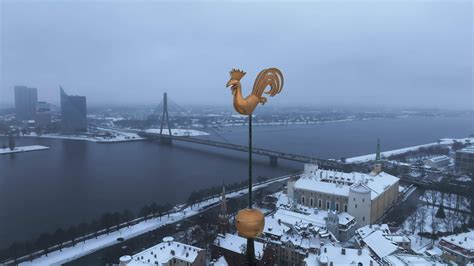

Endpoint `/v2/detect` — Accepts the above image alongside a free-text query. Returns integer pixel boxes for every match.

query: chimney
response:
[119,255,132,266]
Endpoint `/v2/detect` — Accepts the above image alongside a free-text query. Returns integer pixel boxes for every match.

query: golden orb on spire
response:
[235,208,265,238]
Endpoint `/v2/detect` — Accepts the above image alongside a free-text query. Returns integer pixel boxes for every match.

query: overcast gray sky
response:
[1,0,472,110]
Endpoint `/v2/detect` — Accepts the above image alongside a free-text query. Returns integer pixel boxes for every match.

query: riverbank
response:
[345,137,473,163]
[0,145,50,155]
[16,174,293,265]
[15,128,209,143]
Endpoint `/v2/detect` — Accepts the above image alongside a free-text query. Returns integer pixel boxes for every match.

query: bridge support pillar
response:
[269,156,278,167]
[160,136,173,145]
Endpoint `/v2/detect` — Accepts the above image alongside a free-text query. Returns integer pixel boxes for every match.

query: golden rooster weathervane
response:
[226,67,284,266]
[226,68,284,115]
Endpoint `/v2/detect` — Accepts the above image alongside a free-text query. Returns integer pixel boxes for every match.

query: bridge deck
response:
[138,132,342,169]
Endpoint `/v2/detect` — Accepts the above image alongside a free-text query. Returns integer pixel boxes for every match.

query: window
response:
[355,204,358,208]
[310,198,314,207]
[335,202,340,211]
[362,216,365,221]
[326,201,330,210]
[362,199,365,202]
[344,204,348,212]
[318,199,322,208]
[301,196,305,204]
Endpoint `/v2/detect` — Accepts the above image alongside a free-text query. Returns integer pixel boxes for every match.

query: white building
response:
[383,254,446,265]
[304,245,379,266]
[211,233,276,265]
[424,155,450,168]
[261,193,357,265]
[355,224,400,260]
[271,193,357,242]
[120,237,205,266]
[438,231,474,264]
[290,164,399,226]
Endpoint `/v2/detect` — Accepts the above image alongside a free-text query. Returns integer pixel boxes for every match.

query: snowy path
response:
[19,174,292,265]
[0,145,50,155]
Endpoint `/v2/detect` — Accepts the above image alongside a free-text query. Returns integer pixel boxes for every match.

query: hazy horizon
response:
[1,1,472,110]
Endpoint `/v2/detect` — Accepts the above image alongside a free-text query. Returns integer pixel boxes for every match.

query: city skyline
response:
[1,1,473,265]
[1,1,472,110]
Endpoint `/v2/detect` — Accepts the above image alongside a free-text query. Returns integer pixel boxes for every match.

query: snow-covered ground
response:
[21,131,144,143]
[402,204,470,242]
[420,190,470,212]
[144,128,209,137]
[0,145,50,154]
[19,174,292,265]
[345,137,473,163]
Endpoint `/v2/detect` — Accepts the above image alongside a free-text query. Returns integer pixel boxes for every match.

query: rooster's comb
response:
[229,69,246,81]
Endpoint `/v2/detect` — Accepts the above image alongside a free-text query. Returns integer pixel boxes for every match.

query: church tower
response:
[375,138,381,163]
[371,138,382,175]
[218,185,230,234]
[326,195,340,240]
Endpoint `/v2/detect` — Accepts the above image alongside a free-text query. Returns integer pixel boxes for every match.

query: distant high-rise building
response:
[14,86,38,120]
[35,101,52,128]
[60,86,87,132]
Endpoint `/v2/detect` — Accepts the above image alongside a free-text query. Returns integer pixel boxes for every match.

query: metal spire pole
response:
[228,68,283,266]
[246,114,256,266]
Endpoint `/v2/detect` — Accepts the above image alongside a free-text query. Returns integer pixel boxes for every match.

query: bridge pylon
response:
[269,155,278,167]
[159,92,172,145]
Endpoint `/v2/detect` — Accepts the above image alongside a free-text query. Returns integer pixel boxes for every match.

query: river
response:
[0,115,471,248]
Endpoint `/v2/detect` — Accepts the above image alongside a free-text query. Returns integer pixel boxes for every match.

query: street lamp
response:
[226,68,284,265]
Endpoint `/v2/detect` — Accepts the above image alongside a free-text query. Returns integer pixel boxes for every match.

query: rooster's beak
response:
[226,80,232,88]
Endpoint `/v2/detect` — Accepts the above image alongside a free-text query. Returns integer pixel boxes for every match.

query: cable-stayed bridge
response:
[139,93,343,169]
[139,94,474,204]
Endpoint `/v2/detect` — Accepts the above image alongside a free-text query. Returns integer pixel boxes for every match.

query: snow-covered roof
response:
[264,215,291,237]
[294,166,399,200]
[356,224,391,240]
[294,178,350,197]
[385,234,410,243]
[214,233,265,259]
[280,234,321,250]
[274,208,354,229]
[212,255,229,266]
[274,209,326,228]
[440,231,474,251]
[305,245,378,266]
[425,155,450,162]
[459,146,474,154]
[383,254,445,265]
[363,230,398,259]
[338,212,355,226]
[130,240,203,265]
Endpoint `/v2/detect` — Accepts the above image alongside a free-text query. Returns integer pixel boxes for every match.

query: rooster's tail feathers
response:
[252,68,284,98]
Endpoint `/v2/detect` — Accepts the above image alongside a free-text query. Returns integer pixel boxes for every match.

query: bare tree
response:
[430,191,437,208]
[422,191,431,207]
[430,208,438,244]
[407,212,417,234]
[418,207,427,240]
